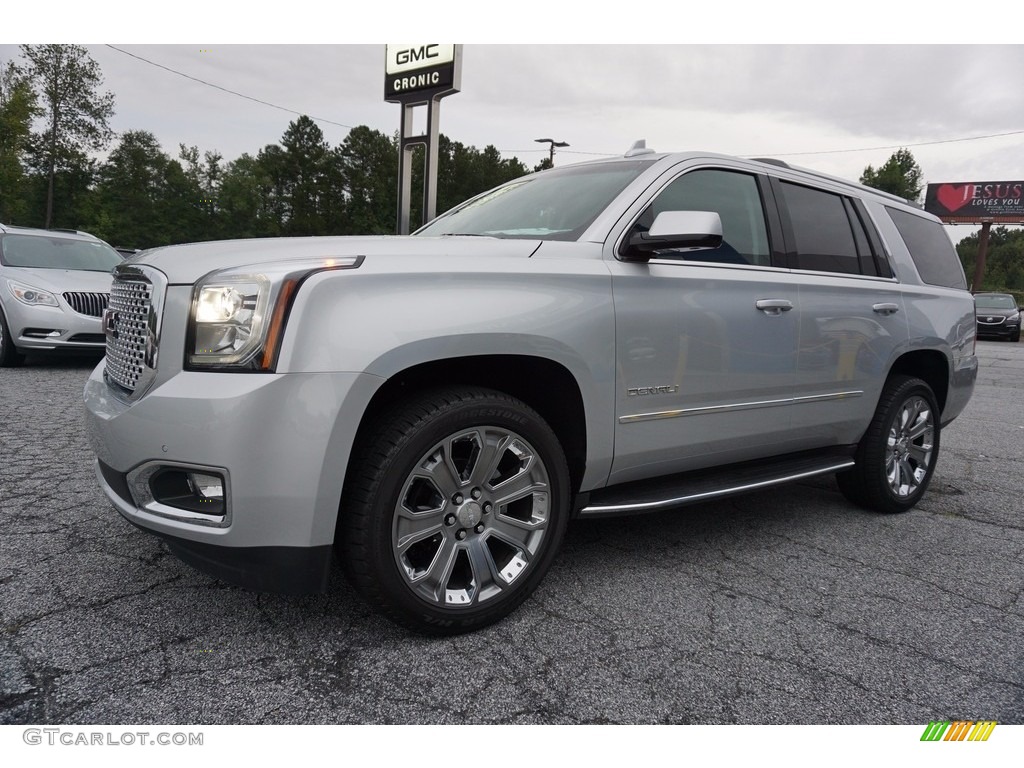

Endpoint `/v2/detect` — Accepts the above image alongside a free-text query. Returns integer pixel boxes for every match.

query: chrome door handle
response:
[755,299,794,316]
[873,303,900,316]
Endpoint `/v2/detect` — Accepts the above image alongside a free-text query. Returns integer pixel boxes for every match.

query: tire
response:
[0,305,25,367]
[837,375,940,514]
[1011,330,1021,343]
[339,387,570,635]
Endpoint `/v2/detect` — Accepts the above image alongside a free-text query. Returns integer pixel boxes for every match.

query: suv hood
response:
[129,236,543,284]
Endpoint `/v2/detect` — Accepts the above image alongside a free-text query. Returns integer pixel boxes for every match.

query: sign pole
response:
[385,44,462,234]
[972,221,991,291]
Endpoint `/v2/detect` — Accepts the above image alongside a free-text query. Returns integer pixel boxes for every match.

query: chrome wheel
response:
[393,426,550,608]
[837,375,941,514]
[885,395,935,498]
[340,387,569,634]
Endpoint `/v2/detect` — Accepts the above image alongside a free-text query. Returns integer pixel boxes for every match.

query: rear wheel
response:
[340,387,570,635]
[837,375,939,514]
[0,306,25,367]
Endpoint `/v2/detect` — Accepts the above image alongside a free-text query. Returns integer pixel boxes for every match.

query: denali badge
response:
[628,385,679,396]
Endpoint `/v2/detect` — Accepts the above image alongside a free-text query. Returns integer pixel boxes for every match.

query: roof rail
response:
[750,157,791,169]
[750,158,921,207]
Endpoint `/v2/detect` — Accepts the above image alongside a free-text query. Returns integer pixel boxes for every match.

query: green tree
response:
[338,126,397,235]
[21,44,114,227]
[179,144,223,240]
[254,143,288,236]
[860,148,924,202]
[90,131,173,248]
[280,115,332,235]
[219,153,276,238]
[0,60,38,224]
[956,226,1024,295]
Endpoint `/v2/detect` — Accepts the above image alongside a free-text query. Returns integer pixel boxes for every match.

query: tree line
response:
[2,44,1020,296]
[0,45,534,249]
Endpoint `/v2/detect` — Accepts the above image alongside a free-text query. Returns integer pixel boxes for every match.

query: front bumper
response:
[84,361,383,593]
[976,322,1019,340]
[4,298,105,350]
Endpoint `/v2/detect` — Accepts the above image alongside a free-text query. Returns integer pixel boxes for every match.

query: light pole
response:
[534,138,569,166]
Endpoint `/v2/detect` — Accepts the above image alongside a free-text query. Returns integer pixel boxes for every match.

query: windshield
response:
[975,294,1016,310]
[0,234,123,272]
[415,159,657,241]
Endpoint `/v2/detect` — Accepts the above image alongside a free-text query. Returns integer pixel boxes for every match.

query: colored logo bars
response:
[920,721,997,742]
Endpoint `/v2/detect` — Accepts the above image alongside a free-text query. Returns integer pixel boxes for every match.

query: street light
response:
[535,138,569,165]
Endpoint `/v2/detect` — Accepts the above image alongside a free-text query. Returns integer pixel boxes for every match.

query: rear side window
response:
[778,182,861,274]
[886,208,967,289]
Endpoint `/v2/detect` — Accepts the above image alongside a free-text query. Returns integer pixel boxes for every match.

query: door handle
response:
[872,303,900,316]
[755,299,794,316]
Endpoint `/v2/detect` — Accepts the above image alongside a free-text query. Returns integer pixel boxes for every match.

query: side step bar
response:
[579,447,856,517]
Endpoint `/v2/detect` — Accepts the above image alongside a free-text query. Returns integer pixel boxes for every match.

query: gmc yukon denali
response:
[83,149,978,633]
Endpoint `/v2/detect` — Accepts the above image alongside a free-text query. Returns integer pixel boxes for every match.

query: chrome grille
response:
[63,291,109,317]
[105,278,153,392]
[977,316,1005,326]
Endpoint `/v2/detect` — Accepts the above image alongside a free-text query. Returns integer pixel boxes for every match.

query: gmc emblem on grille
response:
[102,308,121,339]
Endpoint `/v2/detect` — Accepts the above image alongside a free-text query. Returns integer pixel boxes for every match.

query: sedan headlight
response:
[186,256,363,371]
[7,280,59,307]
[1008,311,1020,325]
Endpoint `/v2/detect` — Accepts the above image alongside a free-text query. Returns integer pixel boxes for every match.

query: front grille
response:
[977,316,1005,326]
[63,291,109,317]
[105,277,153,392]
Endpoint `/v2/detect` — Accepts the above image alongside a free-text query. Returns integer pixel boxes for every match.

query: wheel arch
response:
[344,354,590,513]
[886,349,950,414]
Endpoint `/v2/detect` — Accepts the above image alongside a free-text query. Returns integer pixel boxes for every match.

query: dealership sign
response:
[385,44,460,102]
[924,181,1024,223]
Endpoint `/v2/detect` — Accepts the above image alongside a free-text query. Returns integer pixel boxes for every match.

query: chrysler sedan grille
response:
[105,278,153,393]
[63,291,110,317]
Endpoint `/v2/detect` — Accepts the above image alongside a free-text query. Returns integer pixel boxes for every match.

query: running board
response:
[579,447,856,517]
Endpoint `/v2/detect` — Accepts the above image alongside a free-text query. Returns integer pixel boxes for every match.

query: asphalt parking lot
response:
[1,342,1022,725]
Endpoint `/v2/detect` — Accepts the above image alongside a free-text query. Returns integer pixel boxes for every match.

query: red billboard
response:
[924,181,1024,223]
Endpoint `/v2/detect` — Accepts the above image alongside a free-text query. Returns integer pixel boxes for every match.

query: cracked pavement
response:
[1,344,1022,724]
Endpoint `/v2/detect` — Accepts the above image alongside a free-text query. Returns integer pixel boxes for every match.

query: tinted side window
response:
[779,182,860,274]
[634,169,771,266]
[886,207,968,289]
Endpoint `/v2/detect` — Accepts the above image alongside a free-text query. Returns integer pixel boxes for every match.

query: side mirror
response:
[621,210,724,261]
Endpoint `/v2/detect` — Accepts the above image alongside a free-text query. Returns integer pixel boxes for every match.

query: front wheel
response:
[0,306,26,367]
[339,387,570,635]
[837,375,940,514]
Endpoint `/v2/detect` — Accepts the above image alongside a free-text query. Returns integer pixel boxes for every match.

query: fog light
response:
[126,463,230,526]
[187,472,224,502]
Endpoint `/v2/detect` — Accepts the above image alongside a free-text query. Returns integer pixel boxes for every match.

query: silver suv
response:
[83,149,978,633]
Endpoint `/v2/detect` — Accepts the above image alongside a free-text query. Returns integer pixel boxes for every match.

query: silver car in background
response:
[0,225,123,366]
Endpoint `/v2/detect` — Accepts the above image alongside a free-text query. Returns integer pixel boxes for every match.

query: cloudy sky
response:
[5,5,1024,240]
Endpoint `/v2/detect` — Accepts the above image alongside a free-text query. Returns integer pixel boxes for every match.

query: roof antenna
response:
[625,140,654,157]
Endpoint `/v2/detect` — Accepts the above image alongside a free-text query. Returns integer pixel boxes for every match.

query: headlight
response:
[186,256,363,371]
[1008,311,1020,325]
[190,276,271,367]
[7,280,59,307]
